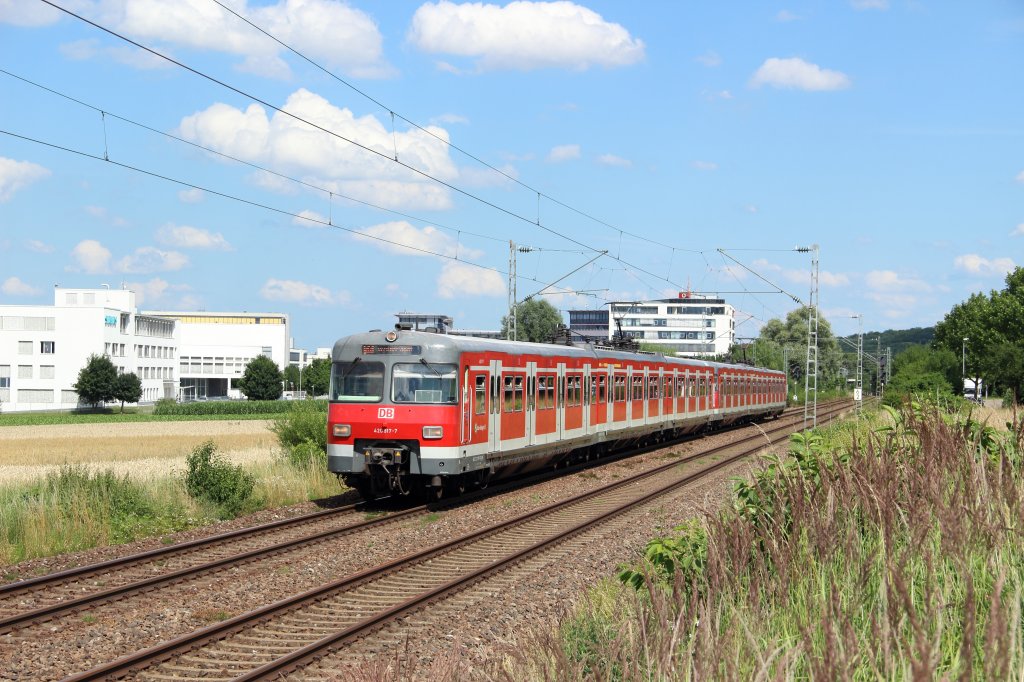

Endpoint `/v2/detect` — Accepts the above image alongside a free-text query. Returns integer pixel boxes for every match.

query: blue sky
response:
[1,0,1022,349]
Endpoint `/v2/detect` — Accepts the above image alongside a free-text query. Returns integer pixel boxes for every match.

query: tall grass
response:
[507,402,1024,679]
[0,452,341,567]
[154,399,327,416]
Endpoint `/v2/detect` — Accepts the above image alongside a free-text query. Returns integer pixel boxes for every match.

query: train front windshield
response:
[392,363,458,404]
[330,361,384,402]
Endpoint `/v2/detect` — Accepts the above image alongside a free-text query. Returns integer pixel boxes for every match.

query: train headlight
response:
[332,424,352,438]
[422,426,444,440]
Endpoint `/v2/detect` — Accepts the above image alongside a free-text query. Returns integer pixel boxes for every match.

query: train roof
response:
[332,330,784,376]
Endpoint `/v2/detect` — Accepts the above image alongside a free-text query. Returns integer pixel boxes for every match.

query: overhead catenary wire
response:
[0,127,611,305]
[205,0,703,257]
[37,0,686,293]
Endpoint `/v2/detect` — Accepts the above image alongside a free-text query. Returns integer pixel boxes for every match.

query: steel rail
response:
[63,401,852,681]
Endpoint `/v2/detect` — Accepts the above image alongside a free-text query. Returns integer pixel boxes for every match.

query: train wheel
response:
[446,475,467,496]
[477,471,490,490]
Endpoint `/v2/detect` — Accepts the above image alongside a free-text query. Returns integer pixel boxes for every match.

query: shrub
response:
[183,441,256,517]
[271,400,328,468]
[154,399,326,416]
[287,439,327,468]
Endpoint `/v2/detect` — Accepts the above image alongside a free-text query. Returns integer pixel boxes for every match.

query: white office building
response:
[569,295,736,357]
[0,287,178,412]
[145,311,290,400]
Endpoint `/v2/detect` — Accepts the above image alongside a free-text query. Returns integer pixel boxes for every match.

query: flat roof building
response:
[568,294,736,357]
[144,311,290,401]
[0,287,178,412]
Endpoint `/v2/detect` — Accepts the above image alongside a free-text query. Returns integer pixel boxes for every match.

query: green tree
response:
[283,364,300,391]
[883,345,959,406]
[933,267,1024,401]
[73,354,118,407]
[112,372,142,413]
[238,355,283,401]
[757,306,843,388]
[500,298,564,343]
[303,357,331,397]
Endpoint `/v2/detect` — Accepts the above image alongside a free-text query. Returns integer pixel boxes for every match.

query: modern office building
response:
[568,295,735,357]
[0,287,178,412]
[144,311,290,401]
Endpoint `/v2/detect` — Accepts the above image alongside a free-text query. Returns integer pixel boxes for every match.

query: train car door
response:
[590,367,608,431]
[563,367,584,434]
[647,367,660,420]
[499,366,527,448]
[466,366,490,448]
[488,359,501,453]
[534,367,558,443]
[526,361,537,445]
[612,370,627,423]
[629,367,645,427]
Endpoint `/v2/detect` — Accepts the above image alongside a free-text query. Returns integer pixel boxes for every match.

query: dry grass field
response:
[0,420,278,484]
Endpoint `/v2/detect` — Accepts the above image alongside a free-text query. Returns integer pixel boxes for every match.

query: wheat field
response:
[0,420,279,484]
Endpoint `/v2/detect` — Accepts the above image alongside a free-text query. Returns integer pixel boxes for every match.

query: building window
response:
[18,365,32,379]
[18,389,53,403]
[0,365,9,388]
[18,341,32,355]
[261,346,273,358]
[40,341,55,354]
[40,365,55,379]
[66,293,77,305]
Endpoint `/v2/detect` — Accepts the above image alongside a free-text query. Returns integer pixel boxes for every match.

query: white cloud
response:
[776,10,801,21]
[458,163,519,188]
[1011,224,1024,237]
[0,1,62,26]
[127,277,194,306]
[695,50,720,67]
[597,154,632,168]
[0,157,50,202]
[745,204,759,213]
[156,224,232,250]
[59,38,172,70]
[352,220,481,259]
[431,113,469,125]
[70,240,112,274]
[293,209,329,227]
[1,276,40,297]
[782,268,851,287]
[116,247,189,274]
[953,254,1016,276]
[179,89,458,210]
[1016,170,1024,184]
[865,270,932,292]
[547,144,581,163]
[83,204,129,227]
[178,187,204,203]
[260,278,349,305]
[750,57,851,91]
[24,239,54,253]
[691,160,718,171]
[851,0,889,9]
[436,261,505,299]
[71,0,391,79]
[408,1,645,71]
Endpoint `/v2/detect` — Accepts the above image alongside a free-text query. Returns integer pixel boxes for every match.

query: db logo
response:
[377,407,395,419]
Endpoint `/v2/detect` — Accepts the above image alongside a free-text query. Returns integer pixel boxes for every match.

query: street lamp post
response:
[962,337,968,397]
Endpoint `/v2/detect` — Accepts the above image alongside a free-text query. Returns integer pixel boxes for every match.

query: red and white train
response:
[327,329,787,499]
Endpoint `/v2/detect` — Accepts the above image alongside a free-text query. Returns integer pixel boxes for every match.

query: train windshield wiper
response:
[419,357,443,378]
[341,357,361,380]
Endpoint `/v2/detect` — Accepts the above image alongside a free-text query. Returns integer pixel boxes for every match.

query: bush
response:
[287,439,327,468]
[183,441,256,517]
[271,400,328,468]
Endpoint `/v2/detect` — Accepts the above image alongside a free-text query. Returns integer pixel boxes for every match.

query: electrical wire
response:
[37,0,687,293]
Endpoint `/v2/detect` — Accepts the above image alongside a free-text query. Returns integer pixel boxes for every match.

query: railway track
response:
[65,400,853,681]
[0,401,842,637]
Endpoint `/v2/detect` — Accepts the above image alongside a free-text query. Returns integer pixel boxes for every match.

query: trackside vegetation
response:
[0,407,339,565]
[519,402,1024,679]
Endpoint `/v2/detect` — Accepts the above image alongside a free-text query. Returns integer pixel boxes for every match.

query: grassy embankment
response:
[0,400,339,567]
[514,401,1024,679]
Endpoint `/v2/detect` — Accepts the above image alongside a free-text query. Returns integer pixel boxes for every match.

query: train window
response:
[566,375,581,407]
[632,376,643,401]
[475,375,486,414]
[392,363,458,404]
[648,376,659,400]
[503,376,514,412]
[514,376,524,412]
[330,361,384,403]
[597,375,607,403]
[539,374,556,409]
